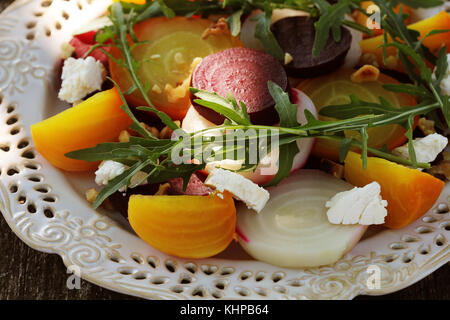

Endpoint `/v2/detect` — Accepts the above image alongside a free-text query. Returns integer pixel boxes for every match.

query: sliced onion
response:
[270,8,309,24]
[236,170,368,268]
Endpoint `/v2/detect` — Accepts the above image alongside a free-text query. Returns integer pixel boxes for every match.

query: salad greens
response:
[68,0,449,208]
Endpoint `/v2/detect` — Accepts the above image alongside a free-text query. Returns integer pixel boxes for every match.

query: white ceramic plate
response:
[0,0,449,300]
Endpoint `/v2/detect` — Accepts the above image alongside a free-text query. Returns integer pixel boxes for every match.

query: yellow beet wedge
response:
[128,192,237,258]
[344,151,445,229]
[31,88,132,172]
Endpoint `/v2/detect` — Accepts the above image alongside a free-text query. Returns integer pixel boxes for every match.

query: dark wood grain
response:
[0,0,448,300]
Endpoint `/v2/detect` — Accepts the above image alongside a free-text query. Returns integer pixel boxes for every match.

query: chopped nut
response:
[442,151,450,161]
[385,55,398,69]
[155,183,171,195]
[351,65,380,83]
[102,198,114,211]
[418,117,436,136]
[284,52,293,65]
[61,42,75,59]
[164,57,202,104]
[118,130,130,142]
[85,188,99,203]
[202,17,231,39]
[320,158,345,179]
[151,84,162,94]
[137,122,159,138]
[360,53,379,67]
[428,160,450,180]
[160,120,181,139]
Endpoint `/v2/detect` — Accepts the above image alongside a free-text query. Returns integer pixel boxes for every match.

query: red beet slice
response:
[271,16,352,78]
[69,37,110,66]
[191,47,288,125]
[169,172,213,196]
[73,30,97,45]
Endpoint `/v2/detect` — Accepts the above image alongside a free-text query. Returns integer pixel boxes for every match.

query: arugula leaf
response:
[312,0,351,57]
[227,9,244,36]
[405,115,418,168]
[360,127,368,170]
[267,80,298,127]
[264,142,298,187]
[190,88,252,125]
[338,137,353,163]
[433,46,449,89]
[254,11,284,61]
[382,83,431,98]
[264,81,299,187]
[93,159,153,209]
[156,0,175,18]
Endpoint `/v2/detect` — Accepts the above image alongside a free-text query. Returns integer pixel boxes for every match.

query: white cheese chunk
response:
[392,133,448,164]
[95,160,147,191]
[95,160,126,186]
[326,182,388,225]
[58,56,106,104]
[204,168,270,213]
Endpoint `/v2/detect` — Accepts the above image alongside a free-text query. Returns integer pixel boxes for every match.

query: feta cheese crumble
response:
[326,182,388,225]
[95,160,148,191]
[204,168,270,213]
[95,160,126,186]
[58,57,106,104]
[392,133,448,164]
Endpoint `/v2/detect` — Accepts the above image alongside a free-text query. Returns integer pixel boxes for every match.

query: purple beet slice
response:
[271,16,352,78]
[191,47,288,125]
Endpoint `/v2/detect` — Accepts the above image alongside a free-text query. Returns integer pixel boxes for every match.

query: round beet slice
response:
[271,16,352,78]
[191,47,288,125]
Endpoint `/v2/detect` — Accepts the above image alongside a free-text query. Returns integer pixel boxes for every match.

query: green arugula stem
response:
[320,135,431,169]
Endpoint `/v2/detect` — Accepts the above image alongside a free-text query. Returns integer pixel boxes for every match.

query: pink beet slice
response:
[69,37,110,66]
[169,172,213,196]
[191,47,288,125]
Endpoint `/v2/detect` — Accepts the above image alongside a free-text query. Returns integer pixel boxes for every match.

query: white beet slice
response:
[181,89,317,185]
[236,170,367,268]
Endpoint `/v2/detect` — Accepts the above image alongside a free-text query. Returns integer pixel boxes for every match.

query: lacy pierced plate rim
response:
[0,0,448,300]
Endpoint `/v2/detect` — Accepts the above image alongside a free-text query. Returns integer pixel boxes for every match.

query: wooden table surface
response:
[0,0,448,300]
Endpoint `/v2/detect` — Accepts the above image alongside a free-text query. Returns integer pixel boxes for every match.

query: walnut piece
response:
[351,65,380,83]
[418,117,436,136]
[320,158,345,179]
[202,17,231,39]
[428,160,450,180]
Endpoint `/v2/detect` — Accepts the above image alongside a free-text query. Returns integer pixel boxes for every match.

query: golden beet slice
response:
[109,16,242,120]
